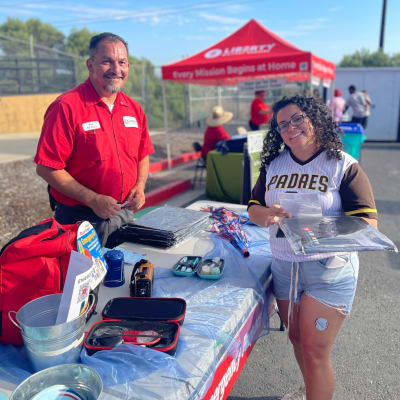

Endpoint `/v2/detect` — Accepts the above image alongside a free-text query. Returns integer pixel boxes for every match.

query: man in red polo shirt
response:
[34,32,154,229]
[249,90,272,131]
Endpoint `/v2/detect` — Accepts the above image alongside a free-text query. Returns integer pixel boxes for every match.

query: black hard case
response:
[84,297,186,356]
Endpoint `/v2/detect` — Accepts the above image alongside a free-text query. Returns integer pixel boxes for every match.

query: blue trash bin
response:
[338,123,366,160]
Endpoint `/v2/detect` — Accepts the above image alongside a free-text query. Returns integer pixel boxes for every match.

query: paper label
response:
[123,116,138,128]
[82,121,101,131]
[77,221,107,289]
[55,250,93,324]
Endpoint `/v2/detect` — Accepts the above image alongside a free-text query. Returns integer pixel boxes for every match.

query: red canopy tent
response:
[160,19,335,167]
[162,19,335,85]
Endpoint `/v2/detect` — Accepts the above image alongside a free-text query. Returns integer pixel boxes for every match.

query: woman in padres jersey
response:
[248,95,377,400]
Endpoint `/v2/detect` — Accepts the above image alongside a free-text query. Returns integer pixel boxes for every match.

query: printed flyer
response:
[55,250,93,324]
[77,221,108,289]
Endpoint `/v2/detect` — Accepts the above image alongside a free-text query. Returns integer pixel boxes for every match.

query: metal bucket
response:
[9,363,102,400]
[9,293,91,372]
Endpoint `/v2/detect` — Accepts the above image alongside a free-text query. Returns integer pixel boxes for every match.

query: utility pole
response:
[379,0,387,51]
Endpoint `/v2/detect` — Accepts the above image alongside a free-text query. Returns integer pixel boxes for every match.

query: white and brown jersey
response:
[248,149,377,261]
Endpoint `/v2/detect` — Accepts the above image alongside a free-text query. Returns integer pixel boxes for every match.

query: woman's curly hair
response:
[261,95,342,167]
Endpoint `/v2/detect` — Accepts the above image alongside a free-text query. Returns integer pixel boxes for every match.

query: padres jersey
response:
[248,149,377,261]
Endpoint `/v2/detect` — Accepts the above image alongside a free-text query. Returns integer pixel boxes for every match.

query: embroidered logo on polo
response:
[82,121,101,131]
[123,116,138,128]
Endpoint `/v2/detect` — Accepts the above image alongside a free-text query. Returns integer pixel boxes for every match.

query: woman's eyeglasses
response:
[277,113,307,134]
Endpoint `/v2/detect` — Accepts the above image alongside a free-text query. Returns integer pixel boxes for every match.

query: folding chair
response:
[192,142,206,189]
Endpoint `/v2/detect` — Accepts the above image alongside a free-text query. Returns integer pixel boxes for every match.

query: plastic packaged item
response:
[172,256,201,277]
[278,192,322,217]
[196,257,225,280]
[279,215,398,254]
[172,256,225,280]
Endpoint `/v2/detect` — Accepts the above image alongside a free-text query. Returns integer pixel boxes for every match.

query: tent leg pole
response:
[161,80,172,169]
[189,83,193,128]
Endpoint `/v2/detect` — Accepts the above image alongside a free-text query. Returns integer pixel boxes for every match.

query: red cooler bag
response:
[0,218,78,345]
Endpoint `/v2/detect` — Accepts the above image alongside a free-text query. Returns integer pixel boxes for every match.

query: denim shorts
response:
[271,253,359,314]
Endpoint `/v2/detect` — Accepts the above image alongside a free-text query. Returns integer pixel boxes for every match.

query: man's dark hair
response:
[89,33,128,57]
[255,90,265,95]
[260,95,343,167]
[348,85,356,92]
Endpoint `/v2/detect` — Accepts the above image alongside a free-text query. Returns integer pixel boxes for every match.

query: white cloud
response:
[203,25,238,32]
[276,30,308,37]
[150,16,161,25]
[197,12,245,25]
[184,34,212,41]
[223,4,248,14]
[295,19,327,31]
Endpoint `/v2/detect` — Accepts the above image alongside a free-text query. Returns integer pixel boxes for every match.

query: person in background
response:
[249,90,272,130]
[312,88,321,100]
[343,85,368,129]
[248,95,377,400]
[362,90,372,129]
[328,89,346,123]
[201,105,232,159]
[34,32,154,229]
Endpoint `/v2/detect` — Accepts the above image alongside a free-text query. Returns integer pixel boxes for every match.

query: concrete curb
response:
[144,150,200,206]
[149,151,200,174]
[144,179,193,207]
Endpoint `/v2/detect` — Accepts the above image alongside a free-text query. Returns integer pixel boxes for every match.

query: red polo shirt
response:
[34,79,154,206]
[201,126,231,158]
[250,98,271,126]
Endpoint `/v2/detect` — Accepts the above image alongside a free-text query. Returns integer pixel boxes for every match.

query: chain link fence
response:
[0,57,77,95]
[0,35,306,132]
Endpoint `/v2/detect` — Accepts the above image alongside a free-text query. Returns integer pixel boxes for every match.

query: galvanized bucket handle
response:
[8,292,95,331]
[8,310,20,329]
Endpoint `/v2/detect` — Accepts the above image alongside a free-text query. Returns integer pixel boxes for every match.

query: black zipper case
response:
[84,297,186,356]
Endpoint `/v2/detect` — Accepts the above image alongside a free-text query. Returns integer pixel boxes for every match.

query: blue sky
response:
[1,0,399,66]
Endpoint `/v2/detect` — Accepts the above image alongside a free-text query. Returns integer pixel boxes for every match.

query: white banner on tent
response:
[238,78,285,91]
[322,79,331,88]
[311,76,320,86]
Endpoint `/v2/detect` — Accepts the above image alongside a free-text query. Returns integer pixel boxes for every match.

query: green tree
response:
[66,28,95,57]
[339,48,400,67]
[26,19,65,52]
[0,18,65,57]
[65,28,97,84]
[0,17,186,128]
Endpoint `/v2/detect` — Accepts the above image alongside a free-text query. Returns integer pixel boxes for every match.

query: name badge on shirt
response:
[123,116,138,128]
[82,121,101,131]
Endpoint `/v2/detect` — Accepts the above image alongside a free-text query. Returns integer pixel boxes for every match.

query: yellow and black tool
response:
[130,259,154,297]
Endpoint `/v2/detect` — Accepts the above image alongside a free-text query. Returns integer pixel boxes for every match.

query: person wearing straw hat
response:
[201,105,233,159]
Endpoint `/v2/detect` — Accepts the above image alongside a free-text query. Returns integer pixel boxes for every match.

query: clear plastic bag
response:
[278,192,322,217]
[279,215,398,254]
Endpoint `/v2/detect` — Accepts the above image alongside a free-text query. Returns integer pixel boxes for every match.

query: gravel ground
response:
[0,129,203,249]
